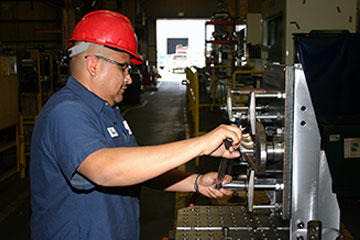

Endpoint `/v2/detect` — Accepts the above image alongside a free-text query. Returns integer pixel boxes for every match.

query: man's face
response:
[96,51,133,105]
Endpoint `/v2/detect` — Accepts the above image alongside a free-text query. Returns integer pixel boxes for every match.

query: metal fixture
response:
[174,64,341,239]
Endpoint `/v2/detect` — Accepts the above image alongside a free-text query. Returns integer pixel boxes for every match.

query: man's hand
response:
[198,124,242,159]
[197,172,233,198]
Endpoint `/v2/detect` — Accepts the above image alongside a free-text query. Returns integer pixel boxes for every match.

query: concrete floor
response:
[126,79,188,240]
[0,77,359,239]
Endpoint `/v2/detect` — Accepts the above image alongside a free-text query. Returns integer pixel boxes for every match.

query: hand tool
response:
[214,138,233,189]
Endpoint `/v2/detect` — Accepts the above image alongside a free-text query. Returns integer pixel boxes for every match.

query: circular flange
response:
[247,170,255,212]
[255,121,267,173]
[226,88,234,122]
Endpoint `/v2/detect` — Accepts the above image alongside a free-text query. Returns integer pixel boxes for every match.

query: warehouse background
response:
[1,0,358,64]
[0,0,360,239]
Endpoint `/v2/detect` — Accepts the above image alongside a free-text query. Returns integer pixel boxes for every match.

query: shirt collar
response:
[65,76,110,113]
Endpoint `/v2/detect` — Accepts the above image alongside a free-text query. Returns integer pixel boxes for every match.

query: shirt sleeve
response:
[48,100,108,190]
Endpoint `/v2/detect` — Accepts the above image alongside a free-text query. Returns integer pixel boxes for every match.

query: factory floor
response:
[0,75,359,239]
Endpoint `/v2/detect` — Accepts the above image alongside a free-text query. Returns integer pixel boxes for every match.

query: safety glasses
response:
[85,55,135,75]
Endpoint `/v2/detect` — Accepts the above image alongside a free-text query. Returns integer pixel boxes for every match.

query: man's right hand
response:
[198,124,242,158]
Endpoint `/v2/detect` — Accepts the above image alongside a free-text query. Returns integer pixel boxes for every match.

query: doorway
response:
[156,19,213,81]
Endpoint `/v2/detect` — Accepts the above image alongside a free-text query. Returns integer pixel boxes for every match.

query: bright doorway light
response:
[156,19,213,81]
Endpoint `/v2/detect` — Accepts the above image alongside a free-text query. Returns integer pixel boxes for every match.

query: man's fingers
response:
[221,175,232,185]
[225,125,242,144]
[221,125,242,150]
[229,151,240,158]
[222,149,240,159]
[207,187,225,198]
[220,188,233,196]
[206,190,217,198]
[218,175,233,196]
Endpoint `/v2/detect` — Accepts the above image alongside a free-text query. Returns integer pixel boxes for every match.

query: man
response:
[30,10,242,240]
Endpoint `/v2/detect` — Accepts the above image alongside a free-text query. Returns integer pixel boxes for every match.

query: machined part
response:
[290,65,340,239]
[242,151,256,171]
[257,114,284,121]
[242,132,252,142]
[282,65,294,221]
[183,65,341,240]
[249,92,256,135]
[221,105,267,112]
[255,121,267,174]
[255,92,286,99]
[239,145,253,154]
[247,170,255,212]
[253,203,281,210]
[230,89,285,99]
[265,169,283,174]
[222,181,284,191]
[241,141,254,149]
[267,141,284,163]
[226,88,234,122]
[231,89,267,95]
[241,132,254,149]
[234,112,284,121]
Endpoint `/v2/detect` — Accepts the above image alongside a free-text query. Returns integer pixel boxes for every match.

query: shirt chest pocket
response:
[101,109,137,147]
[104,125,128,147]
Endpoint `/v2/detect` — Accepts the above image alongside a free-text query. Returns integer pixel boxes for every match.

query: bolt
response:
[297,221,305,229]
[223,227,229,237]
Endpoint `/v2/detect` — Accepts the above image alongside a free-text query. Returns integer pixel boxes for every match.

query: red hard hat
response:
[69,10,143,65]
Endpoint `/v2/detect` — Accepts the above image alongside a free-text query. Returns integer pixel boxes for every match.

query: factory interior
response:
[1,0,360,239]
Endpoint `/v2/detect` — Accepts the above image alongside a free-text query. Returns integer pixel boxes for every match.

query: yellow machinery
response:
[0,55,24,182]
[183,67,213,166]
[18,49,54,176]
[0,49,55,183]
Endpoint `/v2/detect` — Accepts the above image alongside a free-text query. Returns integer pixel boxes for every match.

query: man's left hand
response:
[197,172,233,198]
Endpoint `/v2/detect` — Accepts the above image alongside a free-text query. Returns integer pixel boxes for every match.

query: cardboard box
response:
[0,56,19,130]
[0,56,17,77]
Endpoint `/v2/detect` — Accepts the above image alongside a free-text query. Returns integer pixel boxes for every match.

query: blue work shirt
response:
[30,76,141,240]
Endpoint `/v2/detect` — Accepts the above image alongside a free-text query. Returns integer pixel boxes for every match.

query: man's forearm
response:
[78,138,203,187]
[144,169,196,192]
[164,172,197,192]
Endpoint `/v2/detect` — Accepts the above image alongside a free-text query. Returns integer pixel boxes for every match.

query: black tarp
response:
[294,32,360,125]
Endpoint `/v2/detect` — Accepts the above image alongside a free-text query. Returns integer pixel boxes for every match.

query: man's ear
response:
[85,55,99,77]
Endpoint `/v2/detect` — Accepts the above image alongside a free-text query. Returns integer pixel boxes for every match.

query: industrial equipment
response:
[175,64,342,239]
